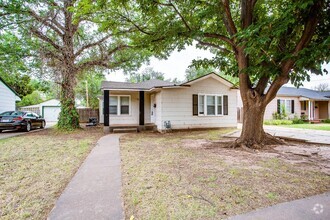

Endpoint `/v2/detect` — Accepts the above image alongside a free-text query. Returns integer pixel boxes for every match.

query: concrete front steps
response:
[107,123,157,133]
[113,128,138,133]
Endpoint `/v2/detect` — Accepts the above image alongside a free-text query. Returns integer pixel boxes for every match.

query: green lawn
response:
[0,127,103,219]
[280,123,330,131]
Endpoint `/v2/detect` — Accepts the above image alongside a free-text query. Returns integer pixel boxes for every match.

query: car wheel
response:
[40,121,45,129]
[25,122,31,132]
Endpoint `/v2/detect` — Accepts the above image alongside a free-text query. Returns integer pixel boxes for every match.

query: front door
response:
[150,94,156,123]
[314,101,319,120]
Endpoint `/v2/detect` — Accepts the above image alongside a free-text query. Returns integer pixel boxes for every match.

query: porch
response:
[101,89,158,133]
[300,99,329,121]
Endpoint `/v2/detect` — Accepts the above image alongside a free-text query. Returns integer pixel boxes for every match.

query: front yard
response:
[0,127,103,219]
[120,129,330,219]
[281,123,330,131]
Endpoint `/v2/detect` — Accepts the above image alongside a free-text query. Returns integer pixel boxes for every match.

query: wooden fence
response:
[77,108,99,123]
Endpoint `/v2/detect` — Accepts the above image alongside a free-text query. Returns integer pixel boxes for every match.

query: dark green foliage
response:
[57,100,80,131]
[321,119,330,123]
[0,72,33,98]
[292,115,305,124]
[17,91,45,107]
[126,67,165,83]
[75,70,105,109]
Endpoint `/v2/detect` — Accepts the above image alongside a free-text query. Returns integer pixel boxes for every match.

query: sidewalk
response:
[228,192,330,220]
[48,134,124,220]
[228,124,330,145]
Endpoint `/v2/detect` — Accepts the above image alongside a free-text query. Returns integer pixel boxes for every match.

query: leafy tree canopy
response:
[75,70,105,109]
[126,67,165,83]
[17,91,45,107]
[185,66,239,85]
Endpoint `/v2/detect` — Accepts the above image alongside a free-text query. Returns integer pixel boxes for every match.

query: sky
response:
[106,46,330,89]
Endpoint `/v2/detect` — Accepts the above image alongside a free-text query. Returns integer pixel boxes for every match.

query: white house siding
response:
[100,91,139,126]
[264,96,301,120]
[158,77,237,130]
[0,80,16,113]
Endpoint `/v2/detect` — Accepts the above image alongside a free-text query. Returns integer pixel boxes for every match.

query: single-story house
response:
[238,87,330,121]
[99,73,238,132]
[19,99,61,122]
[0,77,21,113]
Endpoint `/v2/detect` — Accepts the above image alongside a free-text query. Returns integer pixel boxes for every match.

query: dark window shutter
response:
[223,95,228,115]
[291,100,294,113]
[193,94,198,116]
[277,99,281,113]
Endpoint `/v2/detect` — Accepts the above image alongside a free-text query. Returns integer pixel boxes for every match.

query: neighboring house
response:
[0,77,21,113]
[237,87,330,121]
[19,99,61,122]
[99,73,238,132]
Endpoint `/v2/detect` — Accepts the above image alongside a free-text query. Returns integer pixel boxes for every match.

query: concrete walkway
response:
[228,124,330,145]
[228,192,330,220]
[48,134,124,220]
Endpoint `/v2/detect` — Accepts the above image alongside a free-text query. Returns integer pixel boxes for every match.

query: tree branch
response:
[196,40,232,54]
[28,9,64,36]
[154,0,191,31]
[30,28,61,51]
[220,0,238,36]
[74,34,113,58]
[265,1,322,104]
[203,32,235,46]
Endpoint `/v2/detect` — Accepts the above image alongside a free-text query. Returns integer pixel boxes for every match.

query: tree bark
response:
[57,69,80,130]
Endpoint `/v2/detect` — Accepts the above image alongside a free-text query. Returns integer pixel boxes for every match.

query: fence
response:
[18,107,40,115]
[77,108,99,123]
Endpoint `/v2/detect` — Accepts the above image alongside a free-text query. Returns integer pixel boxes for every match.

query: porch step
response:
[113,128,138,133]
[310,120,321,124]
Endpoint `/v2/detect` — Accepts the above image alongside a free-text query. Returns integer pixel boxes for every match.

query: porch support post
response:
[308,100,311,120]
[103,90,110,132]
[139,91,145,126]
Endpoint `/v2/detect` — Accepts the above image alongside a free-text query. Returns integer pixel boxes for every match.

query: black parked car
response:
[0,111,46,132]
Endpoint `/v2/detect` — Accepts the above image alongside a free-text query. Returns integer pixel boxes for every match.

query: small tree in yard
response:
[87,0,330,149]
[0,0,146,130]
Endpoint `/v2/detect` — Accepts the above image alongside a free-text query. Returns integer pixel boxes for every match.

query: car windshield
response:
[0,111,24,116]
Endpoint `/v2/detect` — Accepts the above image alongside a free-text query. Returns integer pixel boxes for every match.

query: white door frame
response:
[150,94,156,123]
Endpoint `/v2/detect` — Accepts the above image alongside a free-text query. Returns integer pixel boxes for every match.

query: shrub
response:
[321,119,330,123]
[292,115,305,124]
[264,120,293,125]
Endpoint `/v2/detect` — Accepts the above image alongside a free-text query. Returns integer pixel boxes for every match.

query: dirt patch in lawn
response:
[120,129,330,220]
[0,126,103,220]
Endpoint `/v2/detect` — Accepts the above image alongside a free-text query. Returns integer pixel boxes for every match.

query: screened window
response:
[198,95,205,115]
[207,96,216,115]
[120,96,129,114]
[280,100,292,113]
[110,96,130,115]
[197,94,224,116]
[110,96,118,115]
[217,96,223,115]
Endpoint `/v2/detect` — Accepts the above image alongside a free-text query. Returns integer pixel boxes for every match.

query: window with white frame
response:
[198,94,223,116]
[280,99,292,114]
[109,95,130,115]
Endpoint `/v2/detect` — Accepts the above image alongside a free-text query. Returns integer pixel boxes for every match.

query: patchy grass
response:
[280,123,330,131]
[120,129,330,220]
[0,127,103,219]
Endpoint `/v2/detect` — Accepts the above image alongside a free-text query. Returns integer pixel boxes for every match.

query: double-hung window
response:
[110,95,130,115]
[198,94,224,116]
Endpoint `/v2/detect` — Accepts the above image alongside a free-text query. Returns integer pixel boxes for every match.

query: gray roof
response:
[318,91,330,98]
[101,79,175,90]
[277,87,330,100]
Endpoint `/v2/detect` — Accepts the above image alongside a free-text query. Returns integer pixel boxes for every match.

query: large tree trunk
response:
[229,91,285,150]
[240,102,266,147]
[57,69,80,130]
